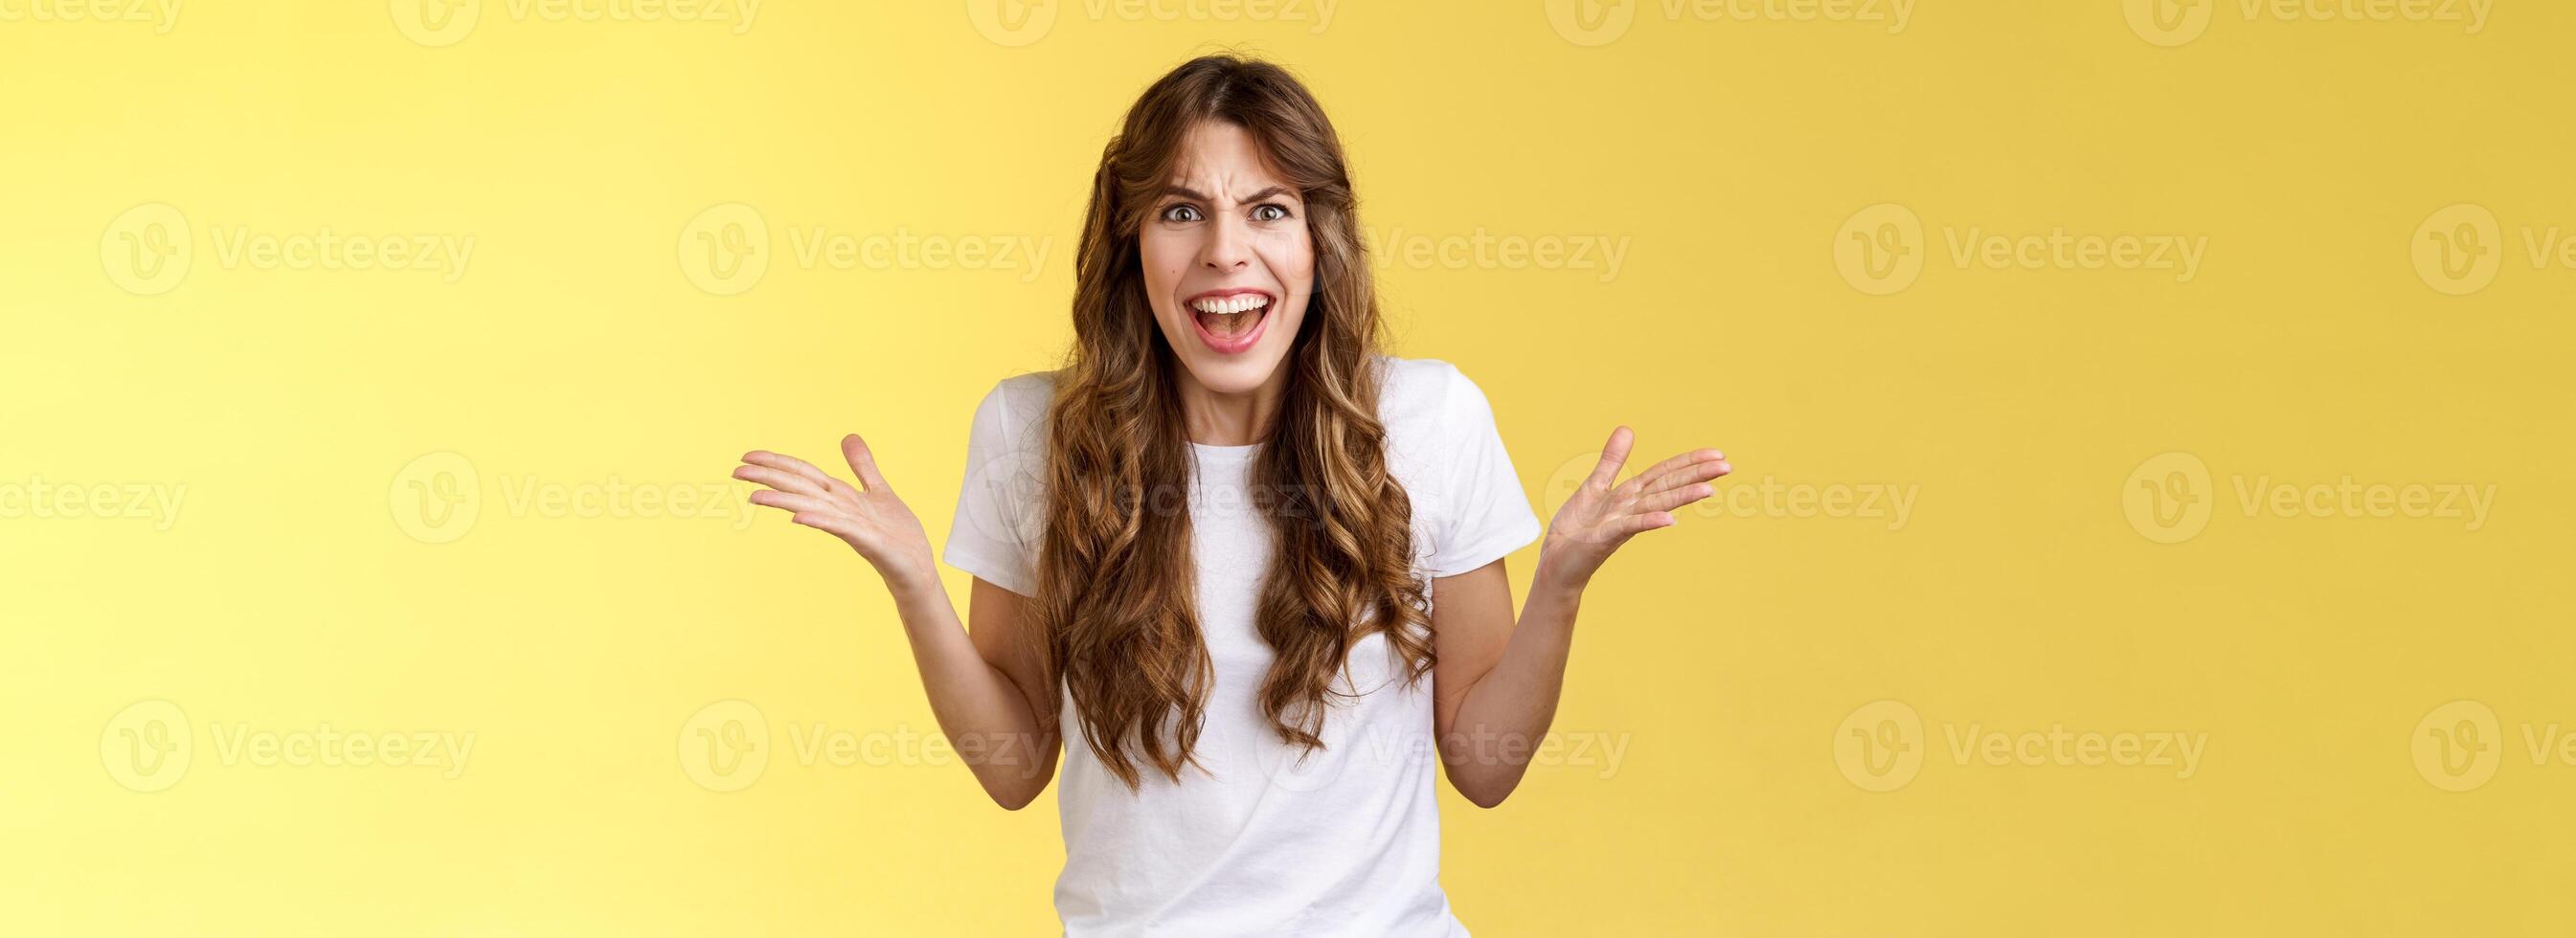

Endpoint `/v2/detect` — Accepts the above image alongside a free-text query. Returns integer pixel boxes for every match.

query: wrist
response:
[879,548,943,603]
[1532,544,1593,597]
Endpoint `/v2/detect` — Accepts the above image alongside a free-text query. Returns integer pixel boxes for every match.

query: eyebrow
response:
[1157,185,1298,205]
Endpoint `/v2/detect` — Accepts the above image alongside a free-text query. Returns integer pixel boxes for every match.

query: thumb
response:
[842,434,891,493]
[1587,426,1634,490]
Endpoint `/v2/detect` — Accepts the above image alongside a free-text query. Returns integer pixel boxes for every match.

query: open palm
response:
[734,434,937,593]
[1538,426,1730,589]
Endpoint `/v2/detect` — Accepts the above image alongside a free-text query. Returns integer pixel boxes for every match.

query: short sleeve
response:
[941,379,1047,597]
[1425,365,1543,578]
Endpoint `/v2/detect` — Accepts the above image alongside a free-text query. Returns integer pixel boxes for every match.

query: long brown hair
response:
[1031,55,1433,789]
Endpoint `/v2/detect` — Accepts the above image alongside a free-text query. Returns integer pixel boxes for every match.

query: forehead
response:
[1166,122,1293,194]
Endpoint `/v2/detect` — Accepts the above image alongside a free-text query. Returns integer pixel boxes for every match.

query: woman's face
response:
[1138,121,1314,397]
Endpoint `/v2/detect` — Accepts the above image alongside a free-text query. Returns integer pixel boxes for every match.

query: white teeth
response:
[1190,294,1270,315]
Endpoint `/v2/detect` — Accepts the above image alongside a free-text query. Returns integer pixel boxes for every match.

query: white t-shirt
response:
[941,354,1542,938]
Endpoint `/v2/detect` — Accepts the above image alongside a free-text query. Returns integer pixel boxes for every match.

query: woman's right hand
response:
[734,434,938,596]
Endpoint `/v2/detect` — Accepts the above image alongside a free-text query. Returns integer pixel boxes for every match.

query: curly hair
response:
[1030,55,1435,789]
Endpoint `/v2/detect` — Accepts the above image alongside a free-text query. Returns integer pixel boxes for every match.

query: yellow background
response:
[6,1,2572,934]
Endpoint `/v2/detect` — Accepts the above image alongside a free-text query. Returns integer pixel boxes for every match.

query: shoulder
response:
[969,369,1064,441]
[1372,354,1505,489]
[1372,354,1495,429]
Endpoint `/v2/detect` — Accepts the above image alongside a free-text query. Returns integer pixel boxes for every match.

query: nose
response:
[1200,213,1252,272]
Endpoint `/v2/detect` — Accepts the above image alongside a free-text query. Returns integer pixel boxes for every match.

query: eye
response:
[1252,203,1292,222]
[1161,204,1203,223]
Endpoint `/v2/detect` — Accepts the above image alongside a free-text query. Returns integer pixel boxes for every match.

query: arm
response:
[734,435,1059,810]
[1432,426,1729,808]
[896,574,1061,810]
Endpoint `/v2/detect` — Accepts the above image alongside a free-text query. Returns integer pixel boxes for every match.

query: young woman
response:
[733,56,1729,937]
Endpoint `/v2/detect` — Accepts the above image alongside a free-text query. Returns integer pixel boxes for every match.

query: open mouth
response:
[1186,290,1274,354]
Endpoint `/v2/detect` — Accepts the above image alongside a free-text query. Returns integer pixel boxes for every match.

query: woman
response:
[732,55,1729,937]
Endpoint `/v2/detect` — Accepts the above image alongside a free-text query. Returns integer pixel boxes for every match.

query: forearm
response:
[1441,556,1587,807]
[886,570,1056,808]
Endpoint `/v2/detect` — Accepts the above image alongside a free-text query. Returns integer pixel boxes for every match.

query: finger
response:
[1619,511,1678,536]
[1619,448,1728,498]
[1585,426,1636,490]
[748,490,842,516]
[743,451,850,496]
[1638,457,1732,498]
[1636,481,1716,515]
[842,434,891,493]
[734,464,828,497]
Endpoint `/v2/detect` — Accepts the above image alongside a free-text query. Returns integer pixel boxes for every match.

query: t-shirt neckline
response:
[1188,440,1261,461]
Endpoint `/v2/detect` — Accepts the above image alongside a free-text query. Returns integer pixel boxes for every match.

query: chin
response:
[1176,350,1287,394]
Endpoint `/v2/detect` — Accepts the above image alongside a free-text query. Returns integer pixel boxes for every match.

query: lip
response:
[1183,288,1276,356]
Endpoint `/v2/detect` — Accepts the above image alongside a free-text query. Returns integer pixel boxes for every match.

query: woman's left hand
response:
[1536,426,1729,591]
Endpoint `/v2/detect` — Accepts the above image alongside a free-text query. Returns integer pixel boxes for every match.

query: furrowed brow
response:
[1156,184,1297,205]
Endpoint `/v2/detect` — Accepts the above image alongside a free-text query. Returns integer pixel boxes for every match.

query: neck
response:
[1174,363,1291,447]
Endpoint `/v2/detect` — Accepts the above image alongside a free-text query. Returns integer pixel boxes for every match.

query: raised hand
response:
[1537,426,1729,590]
[734,434,938,595]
